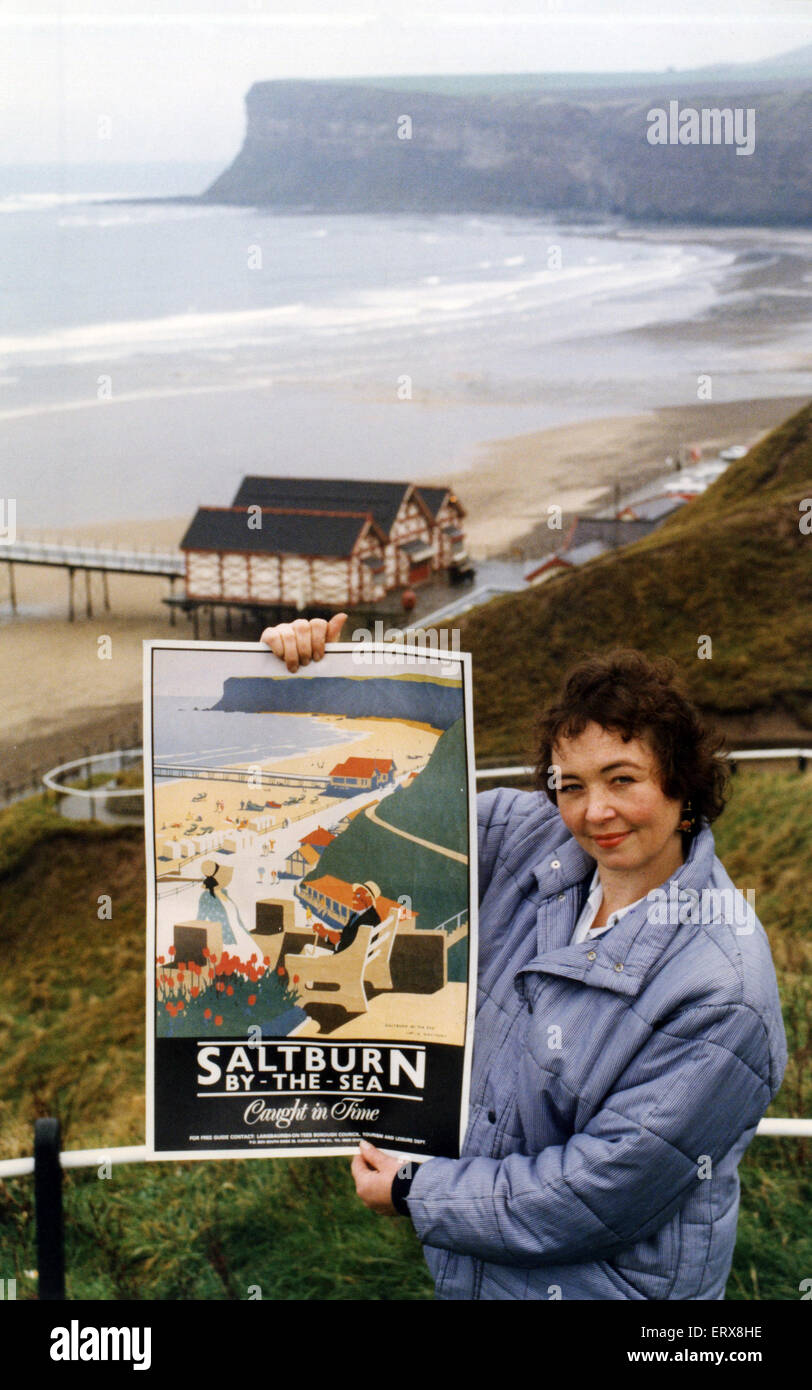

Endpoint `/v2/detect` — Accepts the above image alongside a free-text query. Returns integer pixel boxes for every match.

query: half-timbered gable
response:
[386,487,435,587]
[415,486,468,571]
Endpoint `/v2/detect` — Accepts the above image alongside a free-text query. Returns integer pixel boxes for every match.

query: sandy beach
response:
[1,392,807,785]
[152,713,438,871]
[433,395,810,558]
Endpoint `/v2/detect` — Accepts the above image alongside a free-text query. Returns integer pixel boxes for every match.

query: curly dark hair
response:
[533,649,729,837]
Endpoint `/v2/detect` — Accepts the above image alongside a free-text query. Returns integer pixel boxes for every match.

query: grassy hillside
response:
[458,401,812,763]
[0,767,808,1299]
[375,718,468,854]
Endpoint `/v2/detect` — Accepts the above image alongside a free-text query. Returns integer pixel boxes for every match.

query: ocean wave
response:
[0,242,734,366]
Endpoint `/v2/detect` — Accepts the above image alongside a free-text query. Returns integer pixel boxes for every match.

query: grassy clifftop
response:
[459,401,812,763]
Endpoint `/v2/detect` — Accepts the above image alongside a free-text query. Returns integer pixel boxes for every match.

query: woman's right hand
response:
[260,613,348,672]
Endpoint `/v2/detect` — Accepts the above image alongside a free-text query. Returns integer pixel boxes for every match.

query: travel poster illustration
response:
[144,640,477,1161]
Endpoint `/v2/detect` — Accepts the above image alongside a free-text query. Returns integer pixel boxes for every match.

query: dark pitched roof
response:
[180,507,383,557]
[416,485,465,518]
[232,477,414,534]
[525,541,609,582]
[564,540,609,567]
[566,516,660,549]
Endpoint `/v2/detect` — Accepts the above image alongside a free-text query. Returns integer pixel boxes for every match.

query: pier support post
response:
[101,569,110,612]
[84,569,93,618]
[67,568,75,622]
[209,605,216,638]
[7,560,16,614]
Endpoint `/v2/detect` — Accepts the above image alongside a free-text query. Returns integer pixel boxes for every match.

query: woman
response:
[261,618,787,1301]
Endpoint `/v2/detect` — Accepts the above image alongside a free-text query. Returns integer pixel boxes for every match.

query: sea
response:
[152,696,352,779]
[1,160,811,528]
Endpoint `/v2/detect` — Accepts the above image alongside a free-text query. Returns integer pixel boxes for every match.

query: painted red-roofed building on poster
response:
[328,756,395,793]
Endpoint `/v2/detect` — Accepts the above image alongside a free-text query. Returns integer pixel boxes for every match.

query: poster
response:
[144,638,476,1162]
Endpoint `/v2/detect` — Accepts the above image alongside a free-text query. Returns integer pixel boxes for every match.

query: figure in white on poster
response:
[185,858,249,946]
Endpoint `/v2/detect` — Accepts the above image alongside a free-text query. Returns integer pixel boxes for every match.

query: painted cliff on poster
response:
[144,640,476,1161]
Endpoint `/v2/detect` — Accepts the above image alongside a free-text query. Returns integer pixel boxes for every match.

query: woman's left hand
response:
[351,1139,401,1216]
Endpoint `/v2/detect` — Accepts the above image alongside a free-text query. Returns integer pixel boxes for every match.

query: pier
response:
[1,538,184,621]
[154,764,332,788]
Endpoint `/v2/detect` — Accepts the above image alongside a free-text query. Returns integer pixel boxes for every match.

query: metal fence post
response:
[34,1117,65,1300]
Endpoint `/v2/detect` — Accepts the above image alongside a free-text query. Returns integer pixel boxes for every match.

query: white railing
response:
[0,538,184,576]
[41,747,144,800]
[475,749,811,780]
[436,908,468,934]
[2,1114,809,1179]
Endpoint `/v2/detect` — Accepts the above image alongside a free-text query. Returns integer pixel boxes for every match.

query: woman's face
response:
[552,721,684,878]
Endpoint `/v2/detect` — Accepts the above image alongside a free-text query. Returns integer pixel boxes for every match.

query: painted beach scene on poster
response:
[144,639,476,1162]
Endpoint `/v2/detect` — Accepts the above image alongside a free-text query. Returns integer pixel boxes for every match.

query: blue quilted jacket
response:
[405,788,787,1300]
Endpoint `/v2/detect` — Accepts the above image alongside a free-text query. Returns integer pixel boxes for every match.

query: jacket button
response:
[551,859,561,869]
[614,962,624,972]
[587,950,597,961]
[488,1110,496,1123]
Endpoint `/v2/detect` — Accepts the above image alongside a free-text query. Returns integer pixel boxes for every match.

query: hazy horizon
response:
[2,2,808,164]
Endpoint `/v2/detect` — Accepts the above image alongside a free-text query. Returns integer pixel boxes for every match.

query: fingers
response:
[327,612,348,644]
[291,618,313,667]
[260,625,286,662]
[350,1143,397,1215]
[261,614,347,667]
[260,612,349,671]
[358,1138,383,1168]
[309,617,328,661]
[350,1151,368,1184]
[257,618,311,671]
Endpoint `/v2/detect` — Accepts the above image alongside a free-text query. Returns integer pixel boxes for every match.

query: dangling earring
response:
[679,802,696,834]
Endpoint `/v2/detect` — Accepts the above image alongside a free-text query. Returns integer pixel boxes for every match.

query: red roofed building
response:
[300,826,336,851]
[296,873,417,936]
[328,756,395,795]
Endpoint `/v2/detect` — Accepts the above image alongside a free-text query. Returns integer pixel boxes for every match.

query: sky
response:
[1,1,809,164]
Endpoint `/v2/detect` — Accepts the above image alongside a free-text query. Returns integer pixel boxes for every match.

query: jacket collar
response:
[517,823,717,998]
